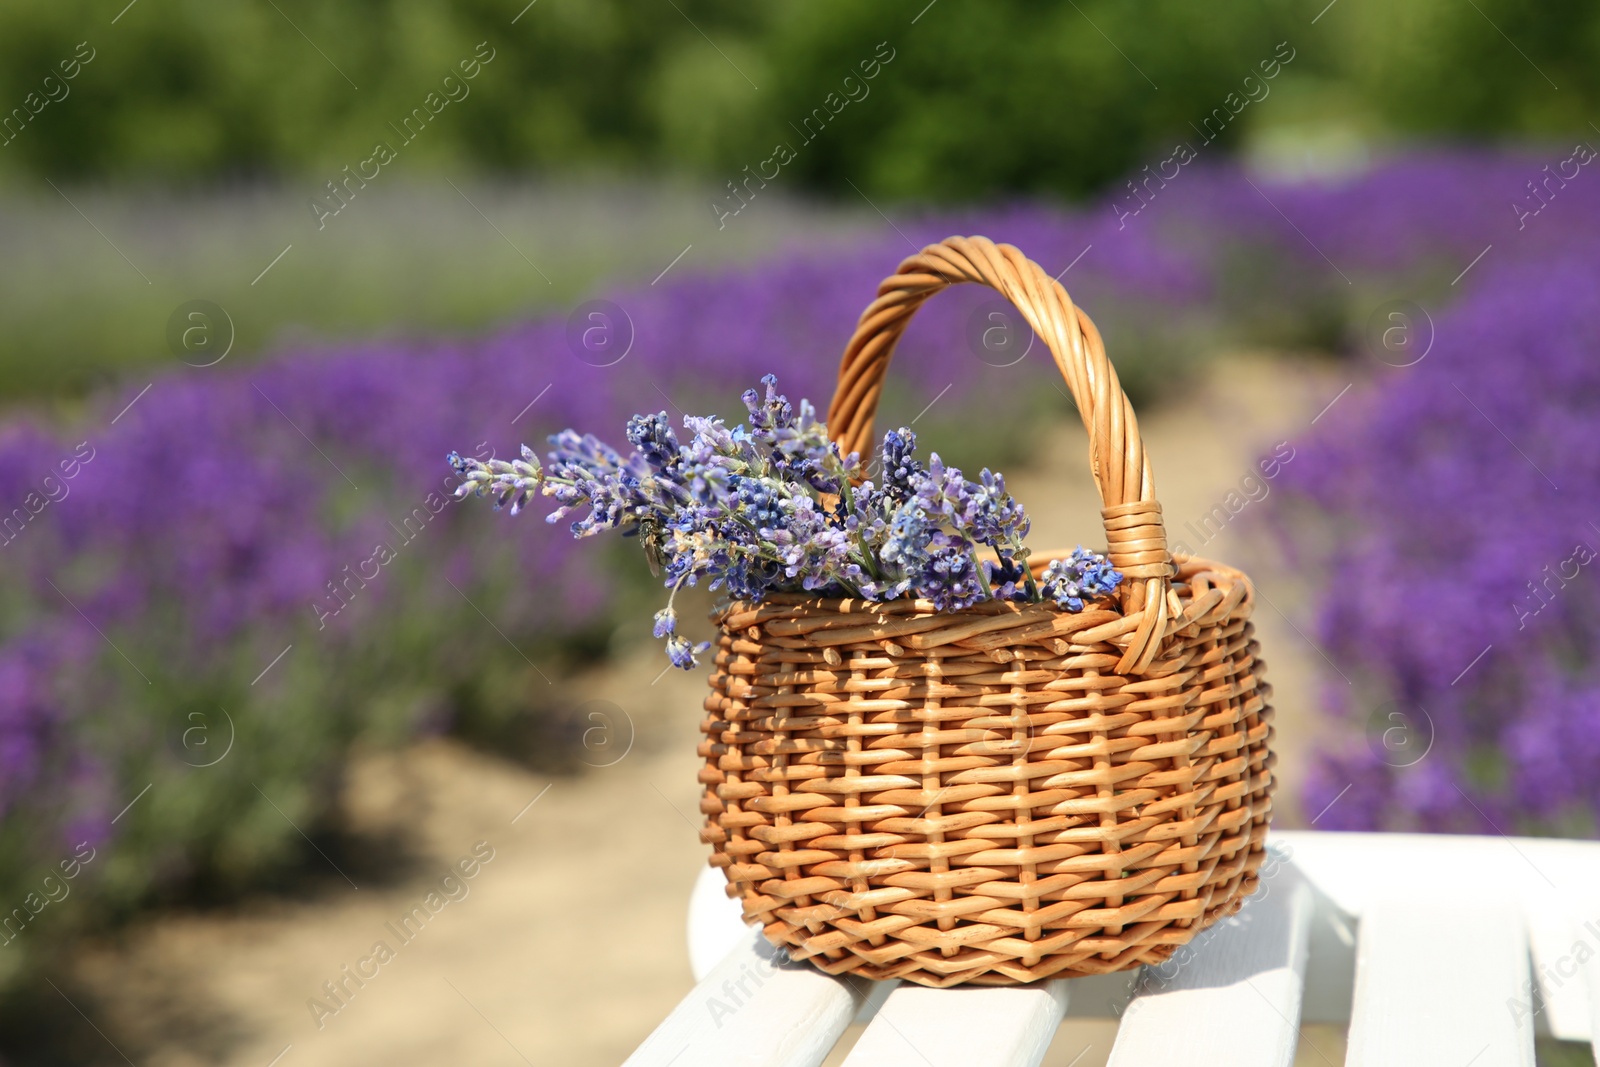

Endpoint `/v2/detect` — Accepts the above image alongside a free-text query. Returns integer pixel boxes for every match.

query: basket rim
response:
[711,551,1250,624]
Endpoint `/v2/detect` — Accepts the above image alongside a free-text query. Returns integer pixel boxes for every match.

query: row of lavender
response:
[0,199,1199,964]
[1279,255,1600,835]
[1134,150,1600,837]
[0,150,1595,960]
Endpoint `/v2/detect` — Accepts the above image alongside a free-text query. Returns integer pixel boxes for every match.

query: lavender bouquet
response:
[449,376,1120,669]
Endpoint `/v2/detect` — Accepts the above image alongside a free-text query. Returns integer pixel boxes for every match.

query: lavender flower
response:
[742,374,793,442]
[1040,548,1124,612]
[626,412,680,474]
[652,607,676,638]
[451,376,1121,669]
[448,445,543,515]
[878,428,923,507]
[881,504,933,573]
[915,531,985,611]
[666,635,712,670]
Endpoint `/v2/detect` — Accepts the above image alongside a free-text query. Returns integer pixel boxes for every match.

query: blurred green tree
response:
[1,0,1589,198]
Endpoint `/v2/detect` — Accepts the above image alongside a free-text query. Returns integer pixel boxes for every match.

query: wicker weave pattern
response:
[696,237,1275,986]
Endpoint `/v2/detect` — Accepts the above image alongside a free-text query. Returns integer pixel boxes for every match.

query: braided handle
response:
[826,235,1174,674]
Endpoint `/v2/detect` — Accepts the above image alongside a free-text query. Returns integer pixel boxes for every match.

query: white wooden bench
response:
[624,831,1600,1066]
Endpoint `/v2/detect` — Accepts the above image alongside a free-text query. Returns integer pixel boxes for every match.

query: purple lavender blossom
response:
[448,445,543,515]
[916,531,986,611]
[666,635,711,670]
[1274,252,1600,836]
[450,377,1121,667]
[20,149,1600,946]
[1040,548,1124,612]
[652,607,676,638]
[878,429,923,506]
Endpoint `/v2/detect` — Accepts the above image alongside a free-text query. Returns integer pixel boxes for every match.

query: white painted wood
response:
[689,864,754,981]
[650,832,1600,1066]
[1298,883,1358,1027]
[1514,889,1600,1043]
[841,979,1070,1067]
[854,978,899,1024]
[685,865,901,1023]
[1105,862,1313,1067]
[1060,970,1140,1019]
[625,926,864,1067]
[1278,830,1600,1041]
[1582,930,1600,1067]
[1345,894,1533,1067]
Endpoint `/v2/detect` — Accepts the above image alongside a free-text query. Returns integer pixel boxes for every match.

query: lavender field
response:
[5,149,1600,1000]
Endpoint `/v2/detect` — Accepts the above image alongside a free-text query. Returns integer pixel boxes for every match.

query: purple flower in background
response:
[0,178,1212,928]
[14,147,1600,940]
[1274,252,1600,835]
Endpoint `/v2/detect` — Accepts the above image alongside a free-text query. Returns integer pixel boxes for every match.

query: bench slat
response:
[1345,895,1534,1067]
[624,928,864,1067]
[1583,928,1600,1063]
[840,980,1070,1067]
[1106,865,1313,1067]
[1275,830,1600,1041]
[689,865,756,981]
[661,834,1600,1065]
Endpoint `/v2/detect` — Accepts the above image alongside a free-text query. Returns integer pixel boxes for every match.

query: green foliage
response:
[2,0,1592,198]
[0,2,1295,200]
[0,0,753,178]
[1330,0,1596,137]
[744,1,1302,200]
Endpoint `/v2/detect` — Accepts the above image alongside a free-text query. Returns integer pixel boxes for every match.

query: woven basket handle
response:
[826,235,1174,674]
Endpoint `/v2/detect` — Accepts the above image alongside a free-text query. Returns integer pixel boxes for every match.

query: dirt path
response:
[59,353,1347,1067]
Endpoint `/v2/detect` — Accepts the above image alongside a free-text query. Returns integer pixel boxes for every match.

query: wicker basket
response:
[697,235,1275,987]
